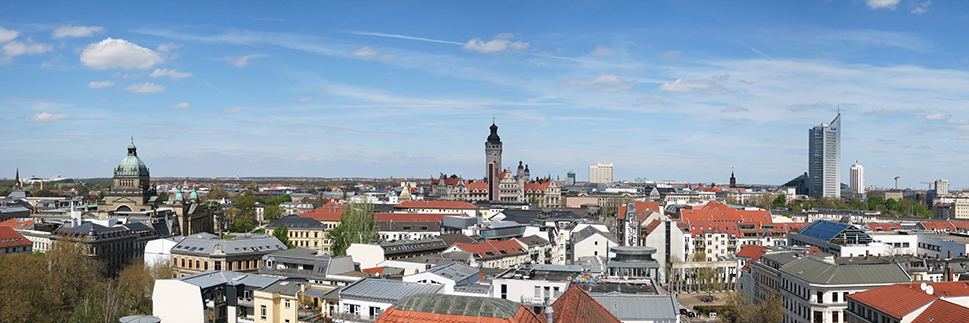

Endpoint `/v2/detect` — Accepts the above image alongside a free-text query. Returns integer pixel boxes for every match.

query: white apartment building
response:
[589,162,614,184]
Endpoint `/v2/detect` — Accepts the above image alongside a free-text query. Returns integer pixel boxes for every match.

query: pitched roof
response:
[395,200,478,210]
[375,213,452,223]
[0,226,31,248]
[0,218,35,230]
[920,221,958,232]
[781,257,910,285]
[451,239,527,260]
[572,226,619,244]
[266,215,326,229]
[376,294,544,323]
[516,235,549,247]
[847,283,939,319]
[299,207,344,221]
[547,284,621,323]
[340,278,444,303]
[911,299,969,323]
[587,293,679,322]
[617,201,661,221]
[866,223,903,232]
[171,234,286,256]
[683,221,739,238]
[736,245,768,260]
[679,204,771,223]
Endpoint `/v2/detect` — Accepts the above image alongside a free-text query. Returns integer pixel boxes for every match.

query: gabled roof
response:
[679,206,771,223]
[546,284,621,323]
[451,239,527,260]
[912,299,969,323]
[376,294,544,323]
[920,221,958,232]
[0,218,35,230]
[571,226,619,244]
[516,235,549,247]
[587,293,678,322]
[736,245,768,260]
[267,215,326,229]
[866,223,903,232]
[299,207,344,221]
[847,283,941,319]
[683,221,739,238]
[0,226,31,248]
[395,200,478,210]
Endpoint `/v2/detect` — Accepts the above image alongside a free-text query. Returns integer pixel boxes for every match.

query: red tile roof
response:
[735,245,768,260]
[920,221,958,231]
[679,206,771,223]
[849,281,969,319]
[617,201,661,221]
[867,223,903,232]
[911,299,969,323]
[0,226,31,248]
[299,207,345,221]
[377,301,544,323]
[451,239,527,260]
[547,284,621,323]
[467,182,488,191]
[0,218,35,230]
[683,221,740,238]
[395,200,478,210]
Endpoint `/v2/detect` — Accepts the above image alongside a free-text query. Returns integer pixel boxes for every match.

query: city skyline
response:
[3,1,969,188]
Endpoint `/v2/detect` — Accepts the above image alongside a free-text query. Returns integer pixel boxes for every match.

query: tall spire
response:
[14,167,20,190]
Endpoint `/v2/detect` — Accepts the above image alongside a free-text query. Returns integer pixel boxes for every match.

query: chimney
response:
[949,267,955,282]
[545,306,554,323]
[866,250,869,260]
[937,254,941,260]
[949,251,953,259]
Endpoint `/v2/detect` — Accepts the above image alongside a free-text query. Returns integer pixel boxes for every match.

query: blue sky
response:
[2,0,968,189]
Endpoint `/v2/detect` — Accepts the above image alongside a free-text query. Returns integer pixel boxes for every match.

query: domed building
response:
[102,138,160,213]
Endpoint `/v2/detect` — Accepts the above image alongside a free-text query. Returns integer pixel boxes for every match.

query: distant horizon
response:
[3,1,969,187]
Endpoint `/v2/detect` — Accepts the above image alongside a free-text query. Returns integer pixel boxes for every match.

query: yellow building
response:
[266,215,327,253]
[253,280,303,323]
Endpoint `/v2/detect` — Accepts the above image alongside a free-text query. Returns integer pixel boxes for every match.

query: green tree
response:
[771,194,787,208]
[264,205,284,223]
[327,202,378,255]
[691,250,720,296]
[885,198,901,212]
[718,291,783,323]
[272,226,294,248]
[206,185,232,200]
[867,196,885,211]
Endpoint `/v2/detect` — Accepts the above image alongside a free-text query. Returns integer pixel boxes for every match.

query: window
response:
[535,286,541,297]
[285,300,290,309]
[261,305,267,320]
[817,291,823,304]
[501,284,508,299]
[833,311,840,322]
[370,306,381,317]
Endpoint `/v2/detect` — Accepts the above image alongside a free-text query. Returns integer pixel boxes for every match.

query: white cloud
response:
[957,125,969,131]
[865,108,925,116]
[719,118,752,125]
[926,113,952,120]
[657,78,729,95]
[156,43,180,53]
[349,47,395,60]
[296,96,311,101]
[590,46,616,56]
[51,25,104,38]
[721,106,749,113]
[559,74,635,92]
[80,38,164,70]
[149,68,193,80]
[0,27,18,43]
[463,38,529,53]
[222,55,256,67]
[948,118,967,124]
[912,0,930,14]
[633,95,665,106]
[87,80,115,89]
[169,102,191,109]
[30,112,70,122]
[493,33,516,40]
[662,50,682,60]
[2,40,53,56]
[788,102,834,112]
[125,82,166,93]
[867,0,899,10]
[221,107,246,113]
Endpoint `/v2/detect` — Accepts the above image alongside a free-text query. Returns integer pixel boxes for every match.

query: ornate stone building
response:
[102,139,160,213]
[431,123,561,207]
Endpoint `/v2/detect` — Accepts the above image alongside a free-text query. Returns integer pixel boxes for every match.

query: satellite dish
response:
[921,282,928,290]
[926,286,935,295]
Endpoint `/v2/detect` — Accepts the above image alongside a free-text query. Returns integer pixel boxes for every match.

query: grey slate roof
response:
[425,261,479,282]
[172,234,286,256]
[781,256,910,285]
[266,215,325,229]
[391,293,522,318]
[572,226,618,244]
[517,235,549,247]
[55,222,130,238]
[259,279,309,295]
[589,293,679,321]
[176,270,282,289]
[340,277,443,303]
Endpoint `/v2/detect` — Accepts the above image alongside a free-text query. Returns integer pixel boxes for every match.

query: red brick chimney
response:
[866,250,870,260]
[949,267,955,282]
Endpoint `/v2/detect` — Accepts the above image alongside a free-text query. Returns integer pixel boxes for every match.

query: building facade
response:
[850,161,865,194]
[589,163,614,184]
[808,114,841,198]
[102,139,160,213]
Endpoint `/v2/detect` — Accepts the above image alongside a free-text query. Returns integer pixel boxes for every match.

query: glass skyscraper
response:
[808,113,841,198]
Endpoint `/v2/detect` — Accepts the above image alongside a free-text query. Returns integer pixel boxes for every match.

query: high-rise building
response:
[936,179,949,196]
[589,163,614,184]
[485,122,502,178]
[566,171,576,185]
[808,113,841,198]
[850,160,865,194]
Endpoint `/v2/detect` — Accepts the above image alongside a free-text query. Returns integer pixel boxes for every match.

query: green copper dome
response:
[114,138,149,178]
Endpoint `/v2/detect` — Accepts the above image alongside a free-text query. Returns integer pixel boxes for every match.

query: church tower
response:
[485,121,502,178]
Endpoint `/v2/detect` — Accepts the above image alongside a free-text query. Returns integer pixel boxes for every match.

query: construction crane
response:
[920,182,934,190]
[894,176,900,190]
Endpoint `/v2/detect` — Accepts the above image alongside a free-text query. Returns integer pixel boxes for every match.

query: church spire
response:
[14,167,20,190]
